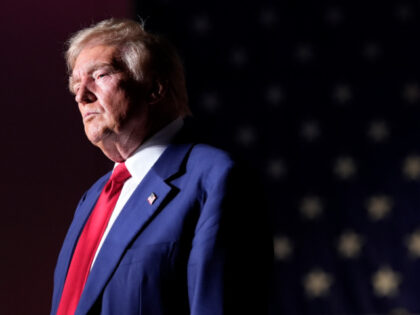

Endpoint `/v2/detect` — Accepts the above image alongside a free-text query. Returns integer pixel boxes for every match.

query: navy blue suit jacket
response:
[51,129,271,315]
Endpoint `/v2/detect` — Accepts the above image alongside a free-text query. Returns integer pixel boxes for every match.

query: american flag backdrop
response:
[135,0,420,314]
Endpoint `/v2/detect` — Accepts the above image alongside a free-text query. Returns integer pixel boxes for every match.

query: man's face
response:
[71,45,141,146]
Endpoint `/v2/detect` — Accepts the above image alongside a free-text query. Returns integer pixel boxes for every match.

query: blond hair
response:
[66,18,190,117]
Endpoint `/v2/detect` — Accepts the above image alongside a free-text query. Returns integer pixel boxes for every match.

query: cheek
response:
[96,76,123,96]
[96,77,133,120]
[107,91,132,116]
[97,84,124,110]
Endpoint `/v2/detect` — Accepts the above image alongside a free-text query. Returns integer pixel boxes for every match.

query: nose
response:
[75,81,97,104]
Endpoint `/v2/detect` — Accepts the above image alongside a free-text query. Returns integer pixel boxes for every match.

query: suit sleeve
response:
[187,163,273,315]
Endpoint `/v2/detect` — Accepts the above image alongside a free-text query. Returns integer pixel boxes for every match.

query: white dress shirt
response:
[91,118,184,266]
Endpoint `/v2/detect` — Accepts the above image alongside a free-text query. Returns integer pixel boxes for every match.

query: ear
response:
[148,80,166,105]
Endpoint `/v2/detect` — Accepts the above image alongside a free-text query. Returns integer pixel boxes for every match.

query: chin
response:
[85,131,100,143]
[85,125,106,144]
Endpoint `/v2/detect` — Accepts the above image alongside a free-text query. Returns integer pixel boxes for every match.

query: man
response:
[51,18,271,315]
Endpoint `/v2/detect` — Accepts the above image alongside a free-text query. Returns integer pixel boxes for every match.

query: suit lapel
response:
[51,174,110,315]
[75,141,194,315]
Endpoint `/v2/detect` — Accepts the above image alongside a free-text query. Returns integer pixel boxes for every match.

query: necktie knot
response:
[110,163,131,183]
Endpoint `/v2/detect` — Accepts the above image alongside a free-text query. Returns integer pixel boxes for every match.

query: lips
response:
[83,111,100,121]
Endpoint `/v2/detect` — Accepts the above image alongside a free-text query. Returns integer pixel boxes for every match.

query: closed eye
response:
[95,72,109,79]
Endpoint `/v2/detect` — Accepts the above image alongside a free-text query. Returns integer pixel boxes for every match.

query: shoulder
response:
[188,144,234,169]
[187,144,235,179]
[175,118,234,171]
[181,144,238,195]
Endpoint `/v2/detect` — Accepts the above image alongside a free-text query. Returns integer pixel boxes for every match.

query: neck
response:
[98,111,180,162]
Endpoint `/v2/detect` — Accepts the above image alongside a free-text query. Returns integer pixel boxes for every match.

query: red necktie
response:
[56,163,131,315]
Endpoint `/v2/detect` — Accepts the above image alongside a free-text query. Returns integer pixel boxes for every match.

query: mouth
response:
[83,111,100,121]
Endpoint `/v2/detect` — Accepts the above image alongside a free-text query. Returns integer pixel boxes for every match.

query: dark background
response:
[1,1,129,313]
[3,0,420,314]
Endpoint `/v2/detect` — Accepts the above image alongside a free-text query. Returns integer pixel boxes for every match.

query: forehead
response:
[72,45,119,77]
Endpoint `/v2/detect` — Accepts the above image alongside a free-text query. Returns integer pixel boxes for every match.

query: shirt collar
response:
[115,118,184,183]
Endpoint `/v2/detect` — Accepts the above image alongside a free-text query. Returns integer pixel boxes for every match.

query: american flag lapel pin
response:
[147,192,157,205]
